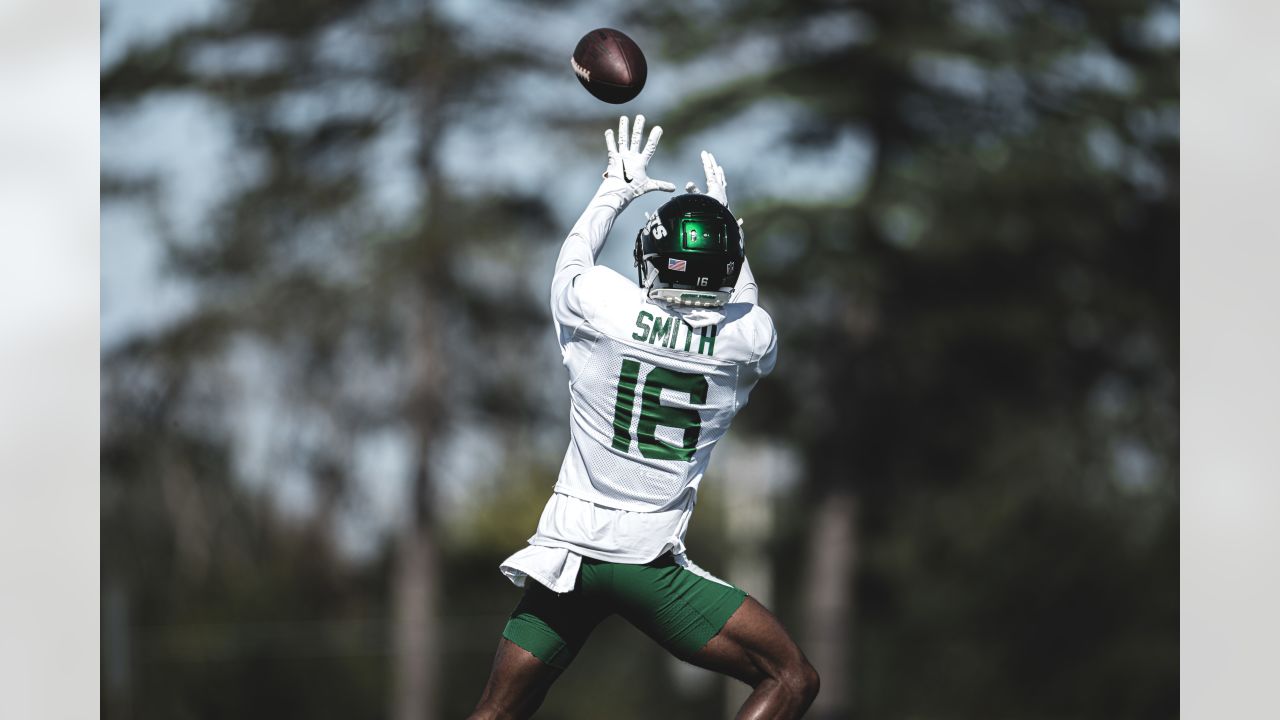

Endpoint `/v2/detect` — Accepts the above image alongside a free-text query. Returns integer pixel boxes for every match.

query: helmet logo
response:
[726,261,735,274]
[647,213,667,239]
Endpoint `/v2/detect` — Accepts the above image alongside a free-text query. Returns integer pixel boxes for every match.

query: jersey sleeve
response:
[748,308,778,379]
[729,257,759,305]
[550,178,633,345]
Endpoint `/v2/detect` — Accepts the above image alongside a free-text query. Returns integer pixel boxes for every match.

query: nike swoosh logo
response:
[623,160,633,182]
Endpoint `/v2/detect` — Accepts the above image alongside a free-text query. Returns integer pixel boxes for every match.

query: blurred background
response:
[100,0,1178,718]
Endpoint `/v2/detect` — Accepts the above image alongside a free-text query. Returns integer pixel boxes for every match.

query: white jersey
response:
[550,266,776,511]
[501,180,776,592]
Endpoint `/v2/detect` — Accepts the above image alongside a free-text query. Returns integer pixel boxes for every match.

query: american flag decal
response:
[668,258,687,271]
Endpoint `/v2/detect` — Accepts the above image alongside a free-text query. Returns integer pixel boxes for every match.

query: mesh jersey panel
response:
[552,266,776,512]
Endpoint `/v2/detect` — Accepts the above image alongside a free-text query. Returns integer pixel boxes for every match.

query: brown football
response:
[571,28,647,104]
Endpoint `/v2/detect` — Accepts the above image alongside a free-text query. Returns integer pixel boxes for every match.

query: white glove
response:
[685,150,744,244]
[684,150,730,208]
[603,114,676,202]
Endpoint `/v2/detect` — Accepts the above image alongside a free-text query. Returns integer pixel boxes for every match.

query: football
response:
[571,28,647,104]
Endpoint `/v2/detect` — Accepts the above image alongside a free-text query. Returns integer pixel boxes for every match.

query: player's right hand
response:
[604,114,676,201]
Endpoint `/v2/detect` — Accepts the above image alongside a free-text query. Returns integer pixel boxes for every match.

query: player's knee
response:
[779,658,820,705]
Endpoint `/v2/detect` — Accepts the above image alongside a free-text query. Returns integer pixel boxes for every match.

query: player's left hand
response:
[684,150,730,208]
[604,114,676,201]
[685,150,744,245]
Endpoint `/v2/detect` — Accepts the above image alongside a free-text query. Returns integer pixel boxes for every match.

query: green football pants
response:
[502,553,746,669]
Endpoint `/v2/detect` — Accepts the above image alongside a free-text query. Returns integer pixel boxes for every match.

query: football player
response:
[467,115,819,720]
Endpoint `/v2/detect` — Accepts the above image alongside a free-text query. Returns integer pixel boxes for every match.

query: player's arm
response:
[687,150,758,305]
[731,247,760,306]
[551,115,675,329]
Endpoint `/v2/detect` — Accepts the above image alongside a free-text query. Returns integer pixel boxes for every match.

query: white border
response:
[0,1,1270,717]
[1182,1,1280,717]
[0,0,100,717]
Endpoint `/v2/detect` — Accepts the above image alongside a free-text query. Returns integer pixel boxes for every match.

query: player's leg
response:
[467,579,608,720]
[467,638,561,720]
[687,596,820,720]
[612,556,819,720]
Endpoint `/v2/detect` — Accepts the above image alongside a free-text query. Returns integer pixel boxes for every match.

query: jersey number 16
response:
[610,359,707,462]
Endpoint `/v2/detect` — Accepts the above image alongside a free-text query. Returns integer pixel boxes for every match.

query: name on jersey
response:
[632,310,717,356]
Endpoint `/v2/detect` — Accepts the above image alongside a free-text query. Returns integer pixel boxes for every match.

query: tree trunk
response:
[392,298,446,720]
[802,490,858,719]
[391,462,440,720]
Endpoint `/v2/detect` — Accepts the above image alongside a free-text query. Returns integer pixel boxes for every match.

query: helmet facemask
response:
[634,193,743,308]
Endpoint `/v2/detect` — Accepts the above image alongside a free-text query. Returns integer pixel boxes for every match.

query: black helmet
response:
[633,193,743,307]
